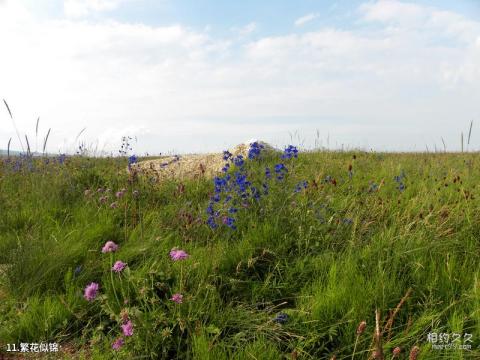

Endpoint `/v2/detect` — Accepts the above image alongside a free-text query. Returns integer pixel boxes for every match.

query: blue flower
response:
[274,163,288,180]
[206,202,215,215]
[228,207,238,214]
[265,167,271,179]
[248,142,264,160]
[294,180,308,193]
[74,265,82,277]
[281,145,298,159]
[58,153,67,164]
[233,155,244,167]
[207,216,218,229]
[262,183,269,195]
[223,216,236,229]
[222,163,230,173]
[273,313,288,324]
[128,155,138,166]
[223,150,232,161]
[212,194,221,202]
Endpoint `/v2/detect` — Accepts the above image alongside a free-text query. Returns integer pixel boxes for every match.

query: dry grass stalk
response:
[383,288,413,341]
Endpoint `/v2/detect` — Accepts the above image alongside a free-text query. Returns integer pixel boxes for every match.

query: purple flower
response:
[169,249,189,261]
[102,241,119,253]
[112,260,127,273]
[84,282,99,301]
[121,320,134,337]
[115,191,124,199]
[110,202,118,209]
[170,293,183,304]
[112,338,124,351]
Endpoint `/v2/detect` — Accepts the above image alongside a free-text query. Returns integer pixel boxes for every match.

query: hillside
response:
[0,147,479,359]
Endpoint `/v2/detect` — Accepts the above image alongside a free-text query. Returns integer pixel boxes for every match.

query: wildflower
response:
[274,163,288,180]
[102,241,119,253]
[212,194,221,203]
[121,320,134,337]
[273,313,288,324]
[282,145,298,159]
[84,282,99,301]
[112,260,127,273]
[99,195,108,204]
[58,153,67,164]
[84,189,91,197]
[233,155,244,167]
[132,190,139,198]
[356,321,366,335]
[120,308,130,322]
[223,150,232,161]
[74,265,82,277]
[207,216,218,229]
[265,167,271,179]
[206,202,215,215]
[392,347,401,358]
[228,207,238,214]
[97,187,104,193]
[262,183,269,195]
[169,249,189,261]
[115,190,124,199]
[110,202,118,209]
[170,293,183,304]
[222,216,236,229]
[409,346,420,360]
[294,180,308,193]
[128,155,138,168]
[221,163,230,173]
[112,337,124,351]
[398,183,406,192]
[248,142,264,160]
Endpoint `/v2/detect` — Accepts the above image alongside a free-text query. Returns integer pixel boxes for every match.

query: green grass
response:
[1,151,480,359]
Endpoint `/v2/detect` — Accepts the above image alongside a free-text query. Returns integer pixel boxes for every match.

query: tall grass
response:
[0,151,480,359]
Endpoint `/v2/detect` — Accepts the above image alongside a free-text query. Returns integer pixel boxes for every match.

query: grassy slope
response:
[0,152,479,359]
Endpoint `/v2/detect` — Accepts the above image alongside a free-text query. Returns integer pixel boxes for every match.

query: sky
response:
[0,0,479,155]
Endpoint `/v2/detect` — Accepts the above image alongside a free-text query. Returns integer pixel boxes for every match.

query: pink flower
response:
[112,337,124,350]
[84,282,99,301]
[102,241,118,253]
[169,249,189,261]
[170,293,183,304]
[121,320,134,337]
[112,260,127,273]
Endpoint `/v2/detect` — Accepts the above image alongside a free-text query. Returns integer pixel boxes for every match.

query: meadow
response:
[1,145,480,359]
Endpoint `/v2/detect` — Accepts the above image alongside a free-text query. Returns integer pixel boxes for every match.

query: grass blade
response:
[43,128,51,155]
[25,135,31,156]
[467,120,473,147]
[75,127,86,142]
[7,137,11,158]
[3,99,25,152]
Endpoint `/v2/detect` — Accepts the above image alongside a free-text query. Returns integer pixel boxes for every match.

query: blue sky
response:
[0,0,479,154]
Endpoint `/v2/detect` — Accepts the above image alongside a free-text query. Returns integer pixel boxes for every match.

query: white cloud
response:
[0,1,479,154]
[64,0,127,18]
[232,22,257,36]
[294,13,319,27]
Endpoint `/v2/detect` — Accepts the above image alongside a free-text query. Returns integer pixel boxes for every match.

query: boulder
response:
[130,140,279,182]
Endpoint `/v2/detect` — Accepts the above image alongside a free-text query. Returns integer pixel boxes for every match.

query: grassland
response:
[1,150,480,359]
